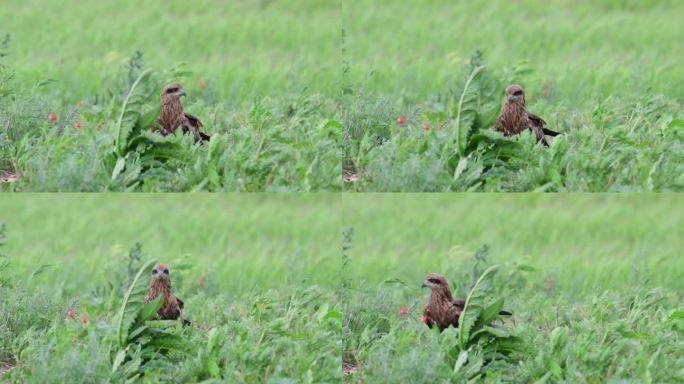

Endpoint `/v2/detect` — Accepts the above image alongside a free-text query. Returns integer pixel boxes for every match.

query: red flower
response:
[543,80,549,87]
[546,277,554,290]
[423,124,430,132]
[198,79,206,89]
[202,273,207,279]
[48,113,58,122]
[400,306,408,315]
[74,122,82,129]
[68,309,75,318]
[72,338,78,344]
[198,279,204,287]
[543,90,549,97]
[421,315,429,324]
[397,116,406,125]
[81,316,88,324]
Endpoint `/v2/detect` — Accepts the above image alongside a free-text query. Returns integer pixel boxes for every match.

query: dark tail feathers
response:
[499,310,513,316]
[542,128,561,136]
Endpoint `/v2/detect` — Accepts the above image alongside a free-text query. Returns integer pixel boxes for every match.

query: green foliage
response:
[0,0,341,192]
[453,58,485,157]
[343,0,684,192]
[343,195,684,383]
[0,196,341,382]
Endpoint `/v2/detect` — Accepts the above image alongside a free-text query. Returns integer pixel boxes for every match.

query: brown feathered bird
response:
[495,84,560,146]
[144,264,190,325]
[157,82,210,143]
[422,272,511,332]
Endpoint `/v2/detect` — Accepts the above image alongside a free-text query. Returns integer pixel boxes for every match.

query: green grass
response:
[0,194,341,383]
[342,194,684,382]
[0,0,341,191]
[342,0,684,191]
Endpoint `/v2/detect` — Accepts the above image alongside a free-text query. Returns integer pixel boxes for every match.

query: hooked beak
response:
[507,95,516,103]
[421,282,427,288]
[179,89,186,97]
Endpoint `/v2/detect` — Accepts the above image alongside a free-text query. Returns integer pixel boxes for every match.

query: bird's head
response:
[504,84,525,105]
[422,272,449,291]
[151,263,171,282]
[161,83,186,101]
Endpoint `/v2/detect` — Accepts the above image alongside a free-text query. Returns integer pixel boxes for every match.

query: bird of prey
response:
[495,84,560,146]
[421,272,511,332]
[157,82,210,143]
[144,263,190,325]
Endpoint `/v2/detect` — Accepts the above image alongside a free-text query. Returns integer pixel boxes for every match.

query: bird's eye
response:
[163,269,169,275]
[513,90,523,96]
[166,87,178,94]
[428,278,440,284]
[152,269,157,274]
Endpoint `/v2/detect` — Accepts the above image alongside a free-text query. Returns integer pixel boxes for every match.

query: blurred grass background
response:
[1,0,340,102]
[343,194,684,292]
[0,194,340,294]
[343,0,683,102]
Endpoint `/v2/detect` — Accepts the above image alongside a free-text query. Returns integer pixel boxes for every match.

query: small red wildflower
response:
[546,277,554,290]
[81,316,88,324]
[423,124,430,132]
[198,279,204,287]
[198,79,206,89]
[72,338,78,344]
[397,116,406,125]
[421,315,429,324]
[202,273,207,279]
[68,309,75,318]
[543,90,549,97]
[48,113,58,122]
[75,122,82,129]
[543,80,549,87]
[401,306,408,316]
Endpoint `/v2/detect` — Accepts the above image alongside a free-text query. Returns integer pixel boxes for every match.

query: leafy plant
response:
[111,259,186,381]
[453,265,521,379]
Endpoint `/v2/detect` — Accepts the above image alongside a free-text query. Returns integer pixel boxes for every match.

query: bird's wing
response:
[184,112,203,128]
[446,305,462,328]
[452,299,465,309]
[527,112,546,128]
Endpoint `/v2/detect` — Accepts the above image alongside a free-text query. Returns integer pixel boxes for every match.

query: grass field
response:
[0,0,341,191]
[0,195,341,383]
[342,194,684,382]
[342,0,684,191]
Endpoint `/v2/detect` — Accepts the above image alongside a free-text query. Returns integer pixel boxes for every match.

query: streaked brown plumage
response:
[157,82,210,143]
[495,84,560,146]
[422,272,511,332]
[421,272,465,331]
[144,263,189,325]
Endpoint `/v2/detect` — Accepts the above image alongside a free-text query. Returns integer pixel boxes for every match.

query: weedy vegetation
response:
[0,195,341,383]
[0,0,341,191]
[342,195,684,382]
[342,0,684,191]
